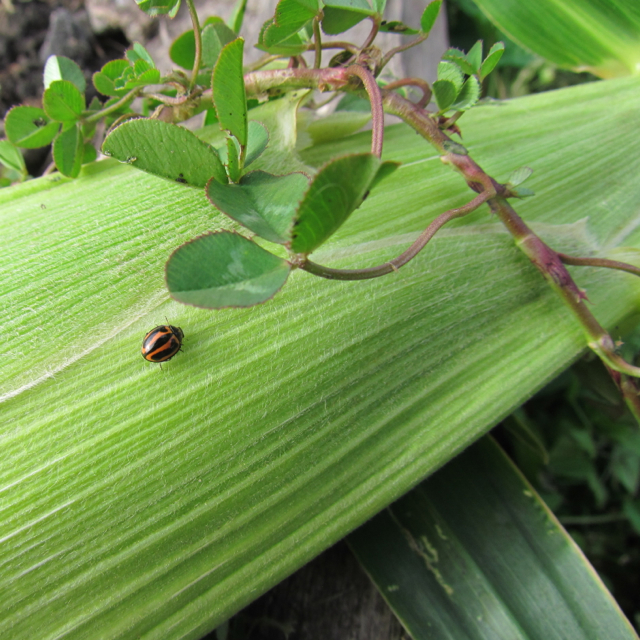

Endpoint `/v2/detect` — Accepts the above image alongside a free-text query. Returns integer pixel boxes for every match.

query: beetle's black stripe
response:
[142,325,183,363]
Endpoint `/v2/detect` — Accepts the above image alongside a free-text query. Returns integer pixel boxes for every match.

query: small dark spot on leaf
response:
[175,176,188,184]
[40,203,46,209]
[33,118,46,127]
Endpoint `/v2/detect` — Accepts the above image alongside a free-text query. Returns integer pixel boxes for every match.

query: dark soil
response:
[0,0,129,115]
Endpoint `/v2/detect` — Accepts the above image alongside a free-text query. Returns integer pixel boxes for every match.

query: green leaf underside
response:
[420,0,442,34]
[349,437,638,640]
[43,56,86,93]
[432,79,458,112]
[442,48,477,76]
[226,136,241,182]
[508,166,533,186]
[102,119,227,187]
[4,106,59,148]
[166,231,291,308]
[306,111,371,145]
[53,123,83,178]
[451,75,481,111]
[321,0,376,35]
[480,42,505,80]
[437,60,464,92]
[466,40,483,73]
[207,170,309,244]
[93,60,131,97]
[135,0,180,17]
[379,20,419,34]
[258,26,309,55]
[0,140,26,173]
[245,121,269,167]
[43,80,86,122]
[127,42,155,67]
[290,153,397,255]
[228,0,248,33]
[262,0,319,48]
[215,120,268,167]
[203,22,238,67]
[212,38,248,147]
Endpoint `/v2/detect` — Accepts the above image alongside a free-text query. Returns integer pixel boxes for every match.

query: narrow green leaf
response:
[228,0,248,33]
[212,38,248,147]
[349,437,639,640]
[102,119,227,187]
[466,40,483,73]
[126,42,155,67]
[508,166,533,187]
[245,120,269,167]
[43,55,86,92]
[0,140,26,173]
[42,80,86,123]
[166,231,291,308]
[135,0,180,18]
[4,106,60,148]
[226,136,241,183]
[290,154,398,255]
[480,41,505,80]
[53,123,83,178]
[451,75,481,111]
[420,0,442,34]
[322,0,375,35]
[432,79,458,112]
[442,47,477,75]
[379,20,419,34]
[470,0,640,77]
[206,170,309,244]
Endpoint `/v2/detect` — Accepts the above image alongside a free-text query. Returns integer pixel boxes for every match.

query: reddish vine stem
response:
[383,78,432,109]
[558,253,640,278]
[378,32,429,74]
[243,66,640,380]
[344,64,384,158]
[300,191,491,280]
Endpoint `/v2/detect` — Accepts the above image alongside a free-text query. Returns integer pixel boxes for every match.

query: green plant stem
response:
[345,65,384,158]
[185,0,202,91]
[83,88,141,124]
[559,253,640,278]
[312,16,322,69]
[300,191,491,280]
